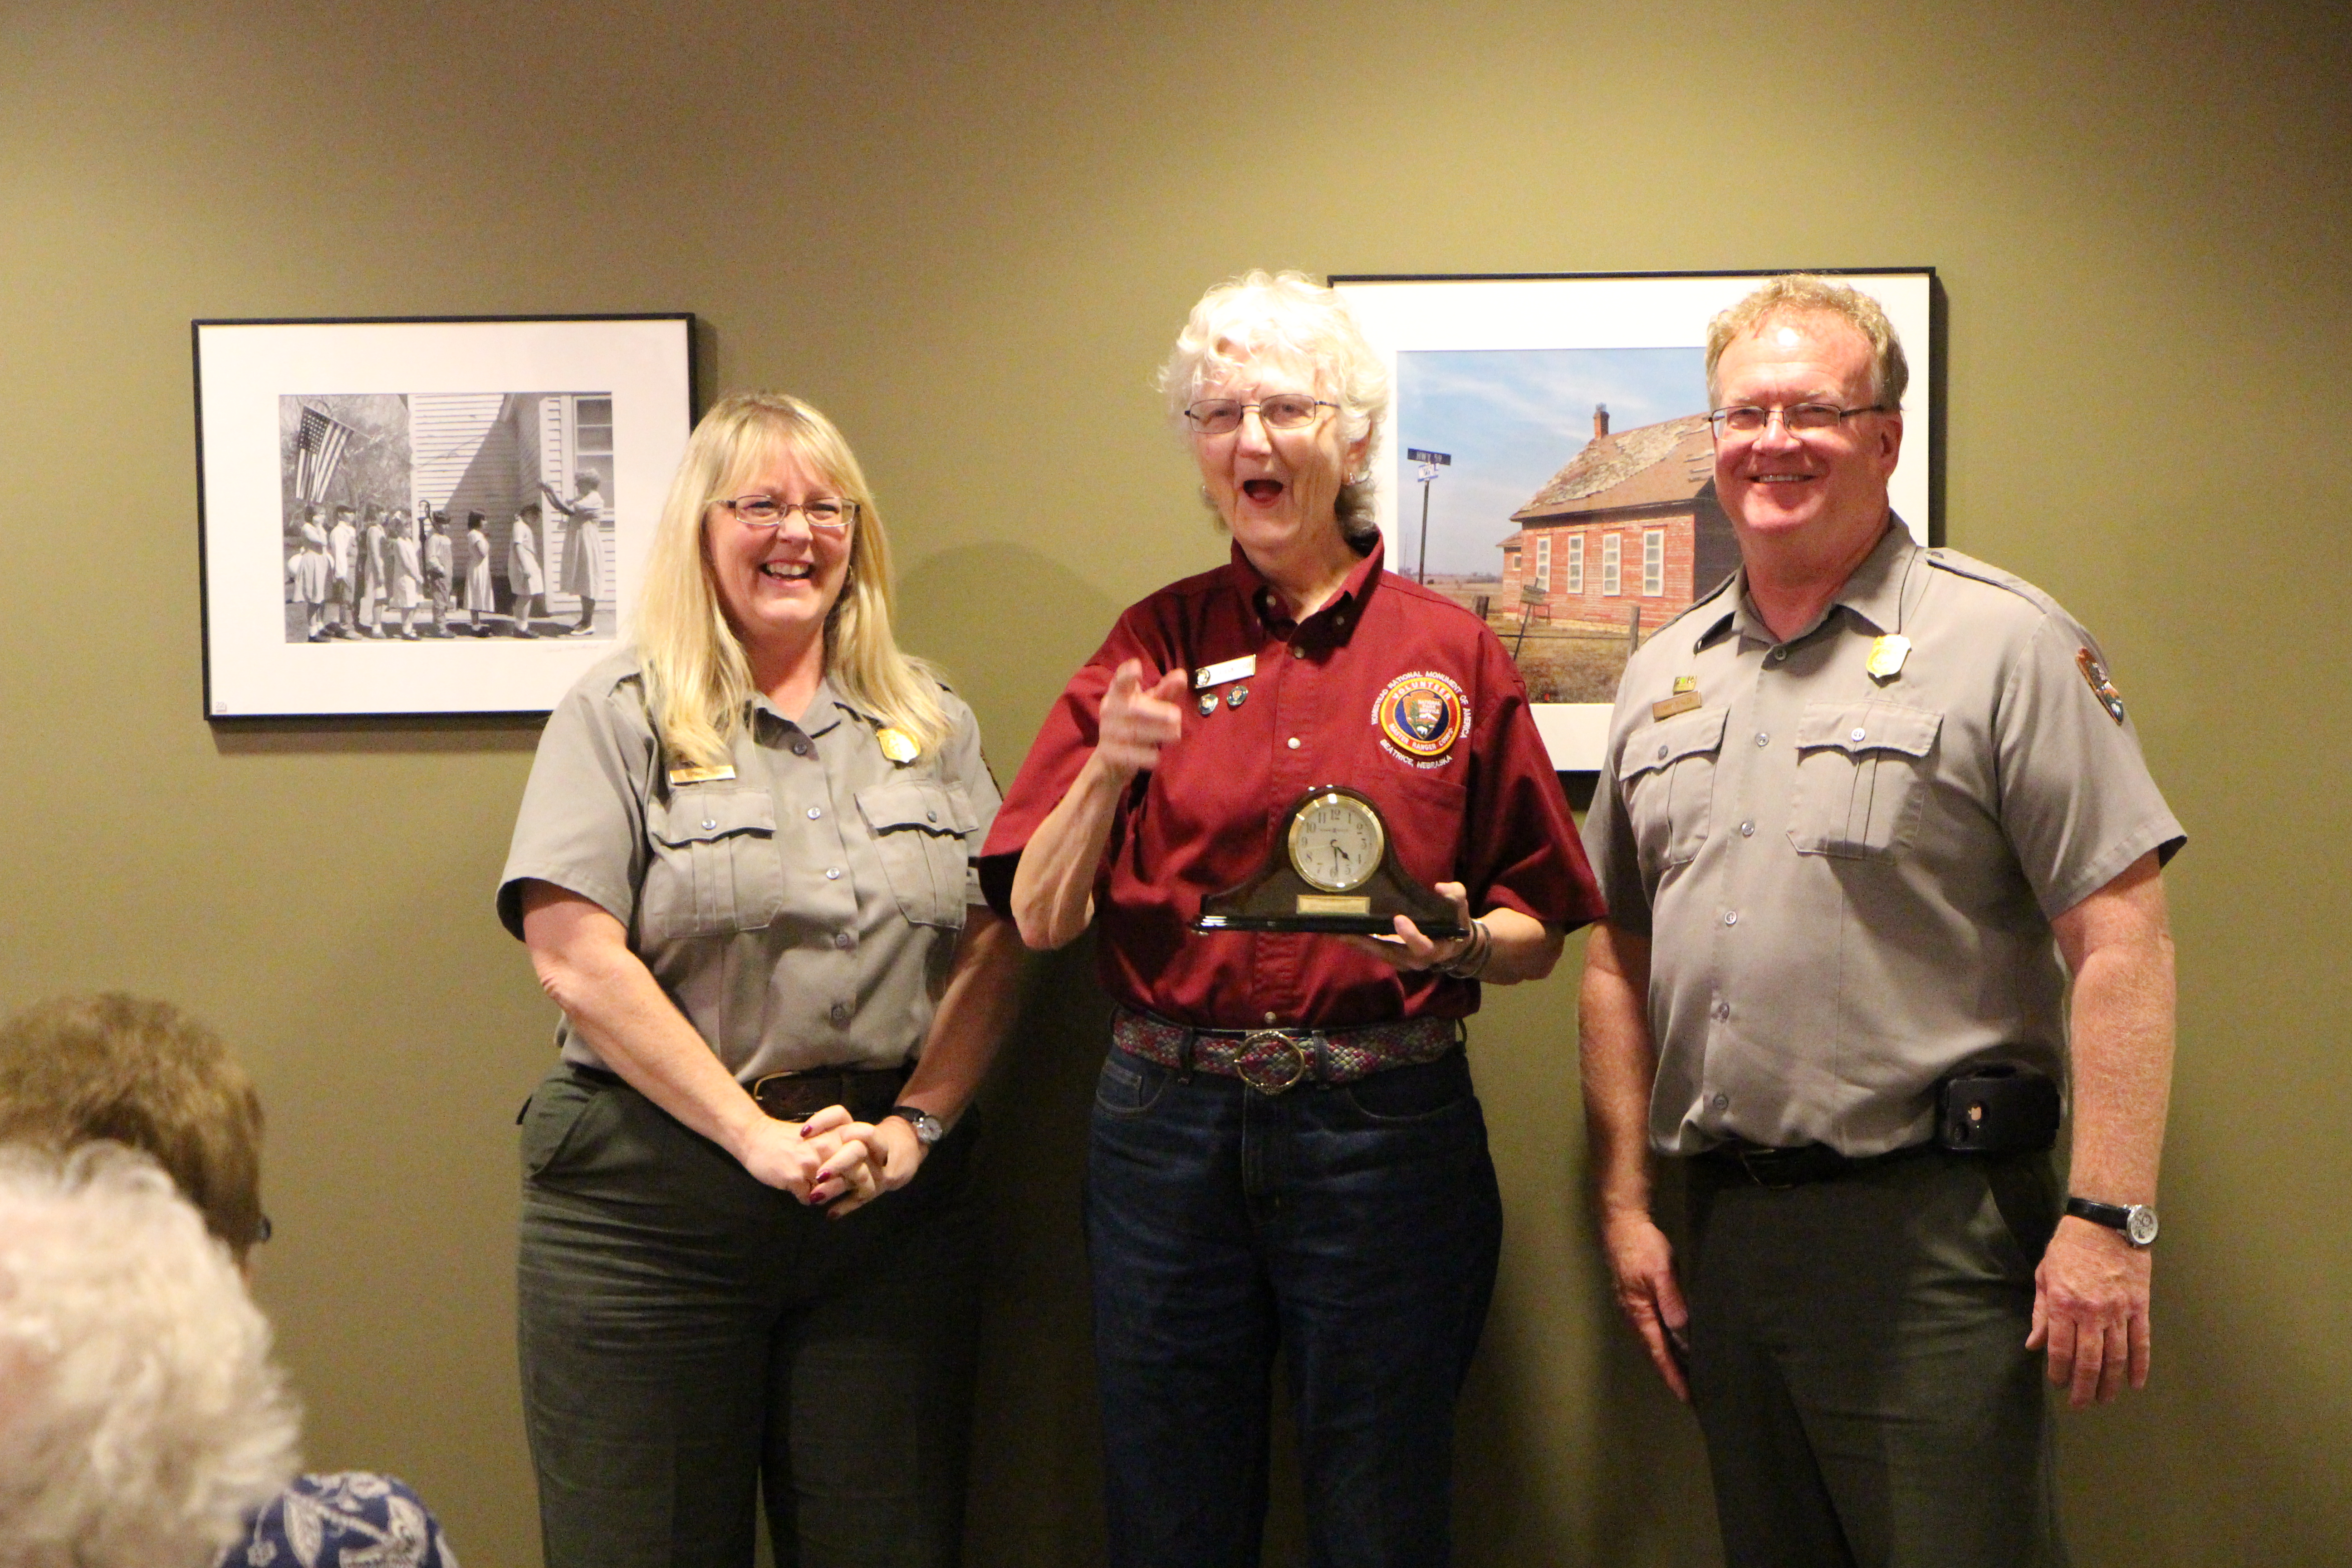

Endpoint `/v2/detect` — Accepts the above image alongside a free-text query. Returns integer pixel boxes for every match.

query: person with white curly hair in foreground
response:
[0,1142,298,1568]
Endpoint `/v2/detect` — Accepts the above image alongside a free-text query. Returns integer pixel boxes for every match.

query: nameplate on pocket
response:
[1650,691,1702,721]
[667,764,737,785]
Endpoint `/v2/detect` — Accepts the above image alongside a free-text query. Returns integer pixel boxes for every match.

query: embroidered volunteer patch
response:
[1374,671,1467,760]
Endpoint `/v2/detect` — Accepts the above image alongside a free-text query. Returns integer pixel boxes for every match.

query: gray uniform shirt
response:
[1584,525,2185,1157]
[499,649,1000,1081]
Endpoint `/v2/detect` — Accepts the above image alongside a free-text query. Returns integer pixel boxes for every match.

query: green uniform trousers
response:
[518,1065,982,1568]
[1684,1147,2068,1568]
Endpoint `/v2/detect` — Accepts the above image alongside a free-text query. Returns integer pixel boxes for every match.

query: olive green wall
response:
[2,2,2343,1562]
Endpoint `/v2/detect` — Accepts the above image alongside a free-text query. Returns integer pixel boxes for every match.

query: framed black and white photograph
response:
[1330,271,1936,770]
[194,313,695,717]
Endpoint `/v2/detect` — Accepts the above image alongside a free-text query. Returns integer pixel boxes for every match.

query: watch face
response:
[1287,792,1384,893]
[2126,1206,2159,1246]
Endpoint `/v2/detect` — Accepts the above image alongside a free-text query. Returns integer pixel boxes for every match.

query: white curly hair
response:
[0,1142,299,1568]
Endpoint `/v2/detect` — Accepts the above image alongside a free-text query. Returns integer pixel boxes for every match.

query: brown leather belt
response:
[750,1065,909,1124]
[1111,1007,1460,1095]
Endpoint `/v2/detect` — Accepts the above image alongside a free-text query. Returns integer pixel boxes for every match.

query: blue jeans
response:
[1085,1043,1504,1568]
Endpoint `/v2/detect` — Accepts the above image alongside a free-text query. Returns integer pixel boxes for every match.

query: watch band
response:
[886,1105,945,1148]
[2065,1195,2159,1248]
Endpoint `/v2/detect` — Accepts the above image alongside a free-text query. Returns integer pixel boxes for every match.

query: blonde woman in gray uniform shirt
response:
[500,392,1024,1568]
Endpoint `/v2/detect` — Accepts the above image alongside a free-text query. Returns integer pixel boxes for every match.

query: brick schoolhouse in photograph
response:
[1497,404,1739,637]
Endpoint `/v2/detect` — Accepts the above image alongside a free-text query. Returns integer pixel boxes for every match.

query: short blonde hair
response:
[630,392,946,770]
[0,1143,299,1568]
[0,995,265,1261]
[1156,270,1390,549]
[1705,274,1909,412]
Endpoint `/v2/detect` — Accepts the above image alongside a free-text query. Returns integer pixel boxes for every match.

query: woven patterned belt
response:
[1111,1007,1461,1095]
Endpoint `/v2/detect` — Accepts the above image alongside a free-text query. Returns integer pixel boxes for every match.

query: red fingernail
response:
[799,1122,817,1139]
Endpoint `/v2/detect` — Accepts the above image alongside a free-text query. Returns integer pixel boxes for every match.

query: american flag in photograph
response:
[293,405,355,502]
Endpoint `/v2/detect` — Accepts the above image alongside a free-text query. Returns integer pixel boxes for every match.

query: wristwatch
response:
[2065,1195,2159,1248]
[886,1106,945,1149]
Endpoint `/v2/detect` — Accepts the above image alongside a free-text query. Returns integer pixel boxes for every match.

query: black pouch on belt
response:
[1936,1062,2061,1154]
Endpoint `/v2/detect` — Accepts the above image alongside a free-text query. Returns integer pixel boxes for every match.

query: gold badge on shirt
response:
[667,764,737,785]
[1867,635,1913,681]
[1651,676,1702,721]
[876,726,920,764]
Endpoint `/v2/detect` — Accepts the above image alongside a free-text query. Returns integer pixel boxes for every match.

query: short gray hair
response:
[0,1143,299,1568]
[1705,274,1909,412]
[1156,270,1390,548]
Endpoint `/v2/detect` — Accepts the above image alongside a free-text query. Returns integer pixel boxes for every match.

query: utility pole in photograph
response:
[1405,447,1450,583]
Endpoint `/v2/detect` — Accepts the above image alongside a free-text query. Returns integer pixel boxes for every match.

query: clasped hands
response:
[736,1103,926,1219]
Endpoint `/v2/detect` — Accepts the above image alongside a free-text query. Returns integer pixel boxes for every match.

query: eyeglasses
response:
[1708,402,1887,438]
[715,495,858,532]
[1182,395,1338,436]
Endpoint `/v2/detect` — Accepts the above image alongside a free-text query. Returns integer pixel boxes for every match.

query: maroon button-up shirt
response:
[983,539,1602,1029]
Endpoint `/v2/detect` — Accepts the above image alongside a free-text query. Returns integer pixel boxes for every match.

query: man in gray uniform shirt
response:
[1580,275,2183,1568]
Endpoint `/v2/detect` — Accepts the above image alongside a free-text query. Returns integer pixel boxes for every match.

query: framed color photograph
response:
[1329,271,1936,770]
[194,314,695,717]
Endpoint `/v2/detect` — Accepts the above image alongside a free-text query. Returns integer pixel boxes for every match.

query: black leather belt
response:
[1695,1138,1936,1190]
[569,1061,909,1124]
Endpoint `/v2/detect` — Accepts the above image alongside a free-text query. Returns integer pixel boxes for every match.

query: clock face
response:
[1287,792,1384,893]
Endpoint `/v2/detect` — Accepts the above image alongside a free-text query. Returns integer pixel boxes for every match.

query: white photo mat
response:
[1331,272,1936,770]
[195,314,693,717]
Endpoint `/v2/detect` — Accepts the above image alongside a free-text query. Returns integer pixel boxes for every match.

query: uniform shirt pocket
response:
[1621,707,1728,871]
[1789,701,1942,861]
[641,790,786,940]
[856,777,975,929]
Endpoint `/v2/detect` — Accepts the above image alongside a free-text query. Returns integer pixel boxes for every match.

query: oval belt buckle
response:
[1236,1030,1310,1094]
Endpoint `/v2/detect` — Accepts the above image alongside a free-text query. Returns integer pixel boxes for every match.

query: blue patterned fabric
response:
[224,1472,457,1568]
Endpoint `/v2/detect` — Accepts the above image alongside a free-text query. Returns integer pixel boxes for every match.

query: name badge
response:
[667,764,737,785]
[1194,654,1256,690]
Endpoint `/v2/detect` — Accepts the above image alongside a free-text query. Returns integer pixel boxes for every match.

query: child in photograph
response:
[425,511,455,636]
[289,506,331,641]
[463,511,493,636]
[509,502,546,638]
[389,510,424,640]
[326,505,358,638]
[358,504,389,639]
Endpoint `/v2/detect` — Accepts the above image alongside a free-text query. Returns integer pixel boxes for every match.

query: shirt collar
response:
[1713,518,1916,651]
[750,675,853,738]
[1230,534,1383,643]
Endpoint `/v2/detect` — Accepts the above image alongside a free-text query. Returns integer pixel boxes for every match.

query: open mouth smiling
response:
[759,560,814,582]
[1240,479,1285,503]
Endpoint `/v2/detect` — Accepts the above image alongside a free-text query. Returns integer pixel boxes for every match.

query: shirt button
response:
[1849,726,1867,743]
[1712,1092,1730,1110]
[926,809,938,823]
[1712,1000,1730,1020]
[1740,820,1755,837]
[701,817,717,831]
[1722,910,1739,926]
[825,867,842,881]
[1287,737,1301,750]
[1656,743,1670,760]
[1291,645,1305,658]
[1264,1011,1278,1024]
[1754,731,1769,747]
[791,738,812,757]
[829,1002,849,1025]
[1769,647,1788,662]
[833,931,853,950]
[806,806,822,819]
